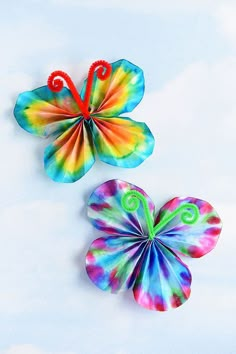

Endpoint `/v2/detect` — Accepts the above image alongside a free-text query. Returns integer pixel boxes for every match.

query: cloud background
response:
[0,1,235,353]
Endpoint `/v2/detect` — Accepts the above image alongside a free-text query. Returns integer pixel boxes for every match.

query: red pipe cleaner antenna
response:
[84,60,112,111]
[47,60,112,119]
[47,70,89,118]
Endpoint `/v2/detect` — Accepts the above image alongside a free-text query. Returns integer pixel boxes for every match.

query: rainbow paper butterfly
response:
[14,59,154,183]
[86,179,222,311]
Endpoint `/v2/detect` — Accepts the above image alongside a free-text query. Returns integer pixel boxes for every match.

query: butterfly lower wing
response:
[155,197,222,258]
[88,179,155,236]
[44,120,95,182]
[14,86,80,137]
[133,240,192,311]
[86,235,147,292]
[91,117,154,168]
[81,59,145,117]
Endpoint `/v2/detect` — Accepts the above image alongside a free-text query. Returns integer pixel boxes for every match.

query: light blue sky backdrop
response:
[0,1,235,353]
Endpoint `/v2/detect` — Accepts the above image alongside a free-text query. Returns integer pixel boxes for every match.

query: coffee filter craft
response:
[14,59,154,183]
[86,179,222,311]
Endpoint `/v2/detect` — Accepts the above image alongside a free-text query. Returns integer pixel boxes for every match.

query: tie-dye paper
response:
[14,59,154,183]
[86,179,222,311]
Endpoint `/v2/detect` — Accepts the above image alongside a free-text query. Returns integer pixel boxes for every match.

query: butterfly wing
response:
[91,116,154,168]
[88,179,155,237]
[81,59,145,117]
[44,120,95,183]
[14,86,80,137]
[133,240,192,311]
[155,197,222,258]
[86,235,147,293]
[14,86,95,182]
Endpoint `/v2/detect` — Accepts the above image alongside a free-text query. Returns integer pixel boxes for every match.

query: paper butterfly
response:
[86,179,222,311]
[13,59,154,183]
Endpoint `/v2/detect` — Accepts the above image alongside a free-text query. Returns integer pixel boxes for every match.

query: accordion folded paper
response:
[86,179,222,311]
[14,59,154,183]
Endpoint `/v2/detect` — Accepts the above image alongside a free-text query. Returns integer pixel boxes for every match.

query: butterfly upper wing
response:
[155,197,222,258]
[80,59,145,117]
[91,116,154,168]
[133,240,192,311]
[14,86,80,137]
[44,120,95,183]
[86,235,147,293]
[88,179,155,237]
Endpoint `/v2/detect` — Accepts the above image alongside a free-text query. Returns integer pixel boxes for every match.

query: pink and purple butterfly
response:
[86,179,222,311]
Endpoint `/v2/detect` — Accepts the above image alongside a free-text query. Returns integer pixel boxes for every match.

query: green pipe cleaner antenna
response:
[121,190,200,240]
